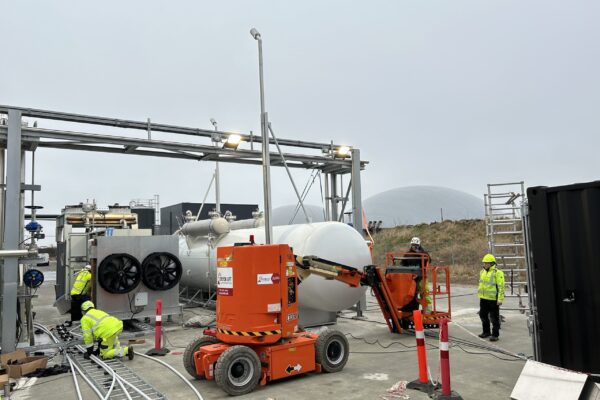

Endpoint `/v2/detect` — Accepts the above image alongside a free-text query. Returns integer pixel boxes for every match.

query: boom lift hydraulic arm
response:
[296,255,451,334]
[296,256,406,333]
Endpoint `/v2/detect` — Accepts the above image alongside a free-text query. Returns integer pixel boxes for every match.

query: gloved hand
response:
[83,353,90,360]
[84,347,93,359]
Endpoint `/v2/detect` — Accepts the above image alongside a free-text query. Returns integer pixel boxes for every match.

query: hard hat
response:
[84,264,92,270]
[410,237,421,246]
[81,300,95,312]
[482,254,496,264]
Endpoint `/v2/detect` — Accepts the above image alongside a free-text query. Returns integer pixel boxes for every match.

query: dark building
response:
[131,207,156,231]
[160,202,259,235]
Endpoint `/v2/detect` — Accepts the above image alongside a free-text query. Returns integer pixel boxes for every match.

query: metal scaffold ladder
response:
[69,350,167,399]
[484,181,528,309]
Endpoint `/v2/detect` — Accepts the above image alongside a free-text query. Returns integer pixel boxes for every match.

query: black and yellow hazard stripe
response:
[217,328,281,337]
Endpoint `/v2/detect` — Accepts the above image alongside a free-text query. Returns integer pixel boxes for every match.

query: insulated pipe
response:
[179,217,229,237]
[0,249,32,257]
[229,217,264,231]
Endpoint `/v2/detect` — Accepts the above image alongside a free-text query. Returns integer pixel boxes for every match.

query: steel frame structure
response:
[0,104,368,352]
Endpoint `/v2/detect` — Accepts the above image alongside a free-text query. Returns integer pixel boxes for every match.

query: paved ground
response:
[8,264,532,400]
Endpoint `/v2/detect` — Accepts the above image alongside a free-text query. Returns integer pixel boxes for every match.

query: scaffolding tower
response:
[484,181,527,308]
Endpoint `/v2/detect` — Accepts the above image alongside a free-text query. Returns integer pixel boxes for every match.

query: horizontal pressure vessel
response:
[179,217,230,237]
[179,221,370,312]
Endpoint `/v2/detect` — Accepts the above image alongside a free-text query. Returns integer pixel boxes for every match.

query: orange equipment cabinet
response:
[184,243,350,396]
[215,243,298,344]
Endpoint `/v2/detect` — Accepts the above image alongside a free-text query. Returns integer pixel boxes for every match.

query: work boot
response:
[489,336,499,342]
[478,332,490,338]
[127,346,134,361]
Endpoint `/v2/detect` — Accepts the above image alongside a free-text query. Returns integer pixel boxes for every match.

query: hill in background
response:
[370,219,487,284]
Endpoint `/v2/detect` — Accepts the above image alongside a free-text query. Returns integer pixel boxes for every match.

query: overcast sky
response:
[1,1,599,238]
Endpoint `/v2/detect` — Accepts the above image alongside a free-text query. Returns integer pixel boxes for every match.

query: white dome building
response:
[363,186,483,227]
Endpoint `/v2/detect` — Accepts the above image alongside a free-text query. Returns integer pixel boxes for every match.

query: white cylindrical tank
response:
[179,221,370,312]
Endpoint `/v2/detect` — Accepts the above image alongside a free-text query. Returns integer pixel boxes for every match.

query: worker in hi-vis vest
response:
[70,265,92,323]
[478,254,505,342]
[80,301,133,360]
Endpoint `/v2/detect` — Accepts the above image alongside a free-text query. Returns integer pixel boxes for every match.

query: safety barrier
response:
[431,318,463,399]
[407,310,437,393]
[146,299,170,356]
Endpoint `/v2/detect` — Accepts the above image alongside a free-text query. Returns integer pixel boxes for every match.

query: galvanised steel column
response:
[351,149,363,233]
[251,28,273,244]
[324,172,331,221]
[330,174,338,222]
[211,119,221,215]
[1,109,22,352]
[0,149,5,256]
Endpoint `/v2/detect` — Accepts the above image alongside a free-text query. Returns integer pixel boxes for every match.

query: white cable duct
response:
[69,323,204,400]
[134,351,204,400]
[74,345,148,400]
[70,329,149,400]
[65,356,83,400]
[32,323,96,400]
[67,329,119,400]
[85,351,133,400]
[70,357,106,399]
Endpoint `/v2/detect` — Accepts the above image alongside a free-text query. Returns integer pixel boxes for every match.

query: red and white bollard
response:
[146,299,170,356]
[407,310,437,393]
[432,318,462,399]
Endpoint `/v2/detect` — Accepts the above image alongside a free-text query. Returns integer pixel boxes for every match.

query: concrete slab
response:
[10,272,532,400]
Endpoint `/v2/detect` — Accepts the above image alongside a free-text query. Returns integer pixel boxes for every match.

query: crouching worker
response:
[80,301,133,360]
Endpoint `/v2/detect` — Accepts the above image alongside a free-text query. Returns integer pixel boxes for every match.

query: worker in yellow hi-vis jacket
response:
[80,301,133,360]
[70,265,92,323]
[478,254,505,342]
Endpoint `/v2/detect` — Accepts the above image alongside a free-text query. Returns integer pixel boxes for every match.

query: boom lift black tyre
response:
[214,345,261,396]
[183,335,219,379]
[315,329,349,373]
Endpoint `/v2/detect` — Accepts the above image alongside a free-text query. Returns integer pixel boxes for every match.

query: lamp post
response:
[210,118,221,215]
[250,27,273,244]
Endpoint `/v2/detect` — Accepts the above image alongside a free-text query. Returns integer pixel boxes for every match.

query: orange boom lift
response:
[183,242,451,396]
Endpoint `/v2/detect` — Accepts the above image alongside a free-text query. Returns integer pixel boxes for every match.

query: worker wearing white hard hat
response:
[69,264,93,323]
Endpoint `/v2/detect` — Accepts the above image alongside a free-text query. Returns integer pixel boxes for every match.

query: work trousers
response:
[479,298,500,337]
[99,328,129,359]
[70,294,90,322]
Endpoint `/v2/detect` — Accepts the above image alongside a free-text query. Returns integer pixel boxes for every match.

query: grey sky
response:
[1,1,599,238]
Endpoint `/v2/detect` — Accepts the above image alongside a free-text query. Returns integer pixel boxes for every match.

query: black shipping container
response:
[132,207,156,231]
[527,181,600,373]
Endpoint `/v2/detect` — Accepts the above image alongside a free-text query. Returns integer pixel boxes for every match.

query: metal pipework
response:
[0,249,35,258]
[250,27,273,245]
[179,217,230,237]
[229,217,264,231]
